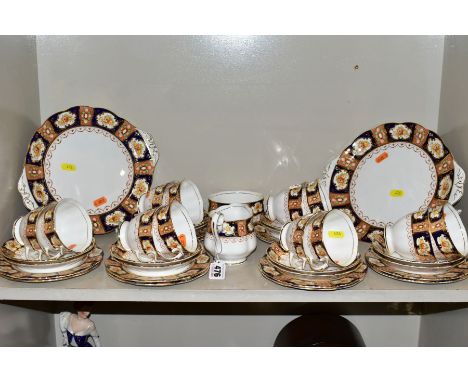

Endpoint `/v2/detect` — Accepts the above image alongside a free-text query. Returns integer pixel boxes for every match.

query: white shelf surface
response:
[2,234,468,302]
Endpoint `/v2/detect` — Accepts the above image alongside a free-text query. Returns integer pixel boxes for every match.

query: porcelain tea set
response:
[1,107,467,289]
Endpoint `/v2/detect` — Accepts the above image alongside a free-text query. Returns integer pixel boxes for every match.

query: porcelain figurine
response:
[59,302,101,347]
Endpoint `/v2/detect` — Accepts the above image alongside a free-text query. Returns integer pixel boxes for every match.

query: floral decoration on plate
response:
[329,122,456,242]
[22,106,158,234]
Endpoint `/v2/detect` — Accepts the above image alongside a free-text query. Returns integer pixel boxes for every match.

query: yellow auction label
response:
[61,163,77,172]
[328,230,345,239]
[390,189,405,197]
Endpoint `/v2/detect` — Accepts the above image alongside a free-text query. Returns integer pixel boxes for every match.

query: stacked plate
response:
[0,238,102,282]
[259,242,367,291]
[254,214,283,244]
[105,240,210,286]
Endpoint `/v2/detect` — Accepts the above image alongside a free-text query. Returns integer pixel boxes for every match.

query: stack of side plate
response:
[254,214,283,243]
[105,240,211,286]
[0,238,103,282]
[259,242,367,291]
[366,243,468,284]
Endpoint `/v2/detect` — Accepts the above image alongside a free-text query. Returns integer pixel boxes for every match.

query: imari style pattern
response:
[105,252,211,287]
[208,216,255,238]
[0,248,103,283]
[410,206,462,262]
[149,182,181,209]
[303,180,326,215]
[22,208,44,251]
[308,211,335,264]
[42,202,69,251]
[24,106,156,234]
[365,248,468,284]
[208,200,264,221]
[287,184,304,221]
[330,123,455,242]
[259,254,367,291]
[155,205,188,254]
[288,215,313,266]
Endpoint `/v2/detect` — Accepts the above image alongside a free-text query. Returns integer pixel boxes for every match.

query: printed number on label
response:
[61,163,77,171]
[328,230,345,239]
[390,189,405,198]
[209,260,226,280]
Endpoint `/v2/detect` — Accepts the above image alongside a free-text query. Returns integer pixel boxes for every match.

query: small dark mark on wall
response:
[354,64,359,70]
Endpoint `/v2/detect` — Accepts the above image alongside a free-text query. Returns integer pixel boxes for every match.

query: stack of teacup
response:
[4,198,95,274]
[259,180,366,290]
[111,180,207,278]
[366,203,468,280]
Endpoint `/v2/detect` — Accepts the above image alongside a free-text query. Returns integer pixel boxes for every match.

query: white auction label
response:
[209,260,226,280]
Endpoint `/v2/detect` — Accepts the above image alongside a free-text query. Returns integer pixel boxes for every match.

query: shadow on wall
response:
[0,303,54,346]
[0,107,37,242]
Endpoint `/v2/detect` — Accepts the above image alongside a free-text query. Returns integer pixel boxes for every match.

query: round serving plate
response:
[1,238,95,265]
[265,242,363,277]
[259,255,367,291]
[105,253,211,287]
[19,106,158,234]
[0,247,103,283]
[110,240,204,267]
[365,247,468,284]
[322,122,465,242]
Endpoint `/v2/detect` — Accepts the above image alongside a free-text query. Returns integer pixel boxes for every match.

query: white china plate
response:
[19,106,158,234]
[321,122,465,242]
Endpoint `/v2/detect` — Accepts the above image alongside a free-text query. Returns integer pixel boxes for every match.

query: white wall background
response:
[0,36,55,346]
[36,36,444,199]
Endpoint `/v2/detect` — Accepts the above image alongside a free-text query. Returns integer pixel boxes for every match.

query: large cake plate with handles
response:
[321,122,465,242]
[18,106,158,234]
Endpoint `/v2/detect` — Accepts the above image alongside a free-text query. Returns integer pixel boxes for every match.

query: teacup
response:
[280,209,358,269]
[138,180,204,225]
[13,199,93,259]
[385,203,468,262]
[204,203,257,264]
[119,201,198,262]
[264,180,331,224]
[208,190,264,223]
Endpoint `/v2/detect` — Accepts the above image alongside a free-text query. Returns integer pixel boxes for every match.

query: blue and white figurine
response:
[59,302,101,347]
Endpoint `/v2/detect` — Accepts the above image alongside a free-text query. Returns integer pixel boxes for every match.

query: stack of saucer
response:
[0,199,103,282]
[106,240,210,286]
[255,214,283,244]
[366,203,468,284]
[105,201,210,286]
[259,210,367,291]
[0,238,102,282]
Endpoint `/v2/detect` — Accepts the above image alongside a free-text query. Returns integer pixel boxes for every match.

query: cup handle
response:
[210,212,224,259]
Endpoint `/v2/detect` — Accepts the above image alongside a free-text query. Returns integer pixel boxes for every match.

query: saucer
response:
[1,238,95,265]
[266,242,362,277]
[105,252,211,286]
[259,255,367,291]
[366,247,468,284]
[0,247,103,283]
